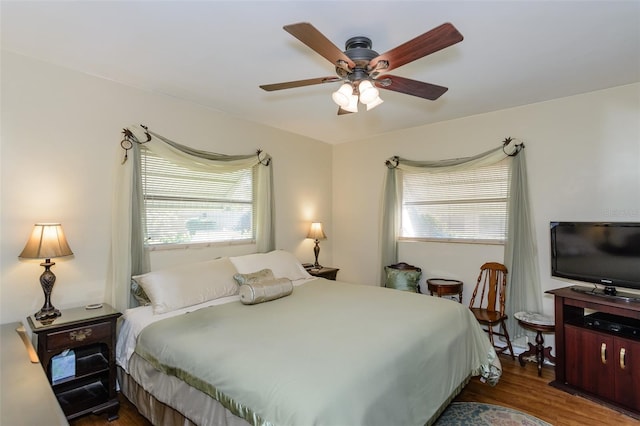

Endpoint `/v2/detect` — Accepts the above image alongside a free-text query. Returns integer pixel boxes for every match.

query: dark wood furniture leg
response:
[518,330,556,377]
[514,312,555,377]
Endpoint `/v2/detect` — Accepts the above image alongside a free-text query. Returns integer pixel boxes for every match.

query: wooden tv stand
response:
[547,286,640,419]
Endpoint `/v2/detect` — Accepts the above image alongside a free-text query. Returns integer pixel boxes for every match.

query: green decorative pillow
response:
[384,267,422,292]
[233,268,275,286]
[131,280,151,306]
[238,278,293,305]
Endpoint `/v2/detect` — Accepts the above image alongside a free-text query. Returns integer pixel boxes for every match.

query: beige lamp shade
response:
[19,223,73,260]
[307,222,327,241]
[19,223,73,321]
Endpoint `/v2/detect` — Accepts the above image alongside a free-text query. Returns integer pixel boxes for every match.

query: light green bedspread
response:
[135,279,500,426]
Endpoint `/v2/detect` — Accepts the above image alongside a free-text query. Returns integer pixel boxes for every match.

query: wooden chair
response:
[468,262,515,359]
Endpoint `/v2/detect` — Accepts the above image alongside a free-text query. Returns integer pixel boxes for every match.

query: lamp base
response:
[35,307,61,321]
[35,260,61,321]
[313,240,322,269]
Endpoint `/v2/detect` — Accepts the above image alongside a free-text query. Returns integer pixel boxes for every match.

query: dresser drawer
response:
[46,321,112,352]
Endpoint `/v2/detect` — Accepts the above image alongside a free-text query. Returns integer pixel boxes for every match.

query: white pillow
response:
[132,257,239,314]
[230,250,311,281]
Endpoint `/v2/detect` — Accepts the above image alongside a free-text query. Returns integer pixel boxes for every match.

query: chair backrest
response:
[469,262,508,314]
[384,262,422,293]
[387,262,422,272]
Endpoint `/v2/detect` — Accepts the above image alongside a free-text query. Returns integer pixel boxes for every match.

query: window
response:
[141,148,255,247]
[400,159,510,243]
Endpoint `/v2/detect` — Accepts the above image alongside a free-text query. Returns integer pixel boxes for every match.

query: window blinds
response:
[401,160,510,242]
[141,149,254,246]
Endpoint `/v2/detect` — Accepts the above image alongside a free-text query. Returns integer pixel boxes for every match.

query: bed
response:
[116,250,501,426]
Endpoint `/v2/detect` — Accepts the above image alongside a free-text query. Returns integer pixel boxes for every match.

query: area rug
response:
[435,402,552,426]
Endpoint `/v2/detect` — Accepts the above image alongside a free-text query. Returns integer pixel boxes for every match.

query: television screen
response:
[550,222,640,292]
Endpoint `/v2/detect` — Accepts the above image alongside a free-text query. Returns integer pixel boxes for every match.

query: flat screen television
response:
[550,221,640,300]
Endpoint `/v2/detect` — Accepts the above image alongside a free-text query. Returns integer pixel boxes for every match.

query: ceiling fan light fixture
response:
[343,93,359,113]
[331,83,353,107]
[358,80,379,104]
[366,96,384,111]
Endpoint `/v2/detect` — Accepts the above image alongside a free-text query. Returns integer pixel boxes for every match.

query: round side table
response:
[514,311,556,377]
[426,278,463,303]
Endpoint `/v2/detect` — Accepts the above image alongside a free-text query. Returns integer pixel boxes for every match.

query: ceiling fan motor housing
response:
[336,36,379,80]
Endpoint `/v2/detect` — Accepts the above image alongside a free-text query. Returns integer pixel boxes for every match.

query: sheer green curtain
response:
[381,140,539,338]
[503,148,541,338]
[106,125,274,312]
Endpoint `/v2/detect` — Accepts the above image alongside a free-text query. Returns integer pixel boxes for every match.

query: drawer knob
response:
[69,328,92,342]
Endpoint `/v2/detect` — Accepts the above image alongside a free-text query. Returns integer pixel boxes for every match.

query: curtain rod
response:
[385,136,525,168]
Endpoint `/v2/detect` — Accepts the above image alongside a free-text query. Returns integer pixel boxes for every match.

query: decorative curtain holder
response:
[120,125,151,164]
[502,137,525,157]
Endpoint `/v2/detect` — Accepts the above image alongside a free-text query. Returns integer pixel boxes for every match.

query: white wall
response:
[333,83,640,322]
[2,49,639,339]
[0,52,334,323]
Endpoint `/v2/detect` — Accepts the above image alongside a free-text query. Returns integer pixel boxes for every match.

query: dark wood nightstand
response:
[27,304,121,422]
[307,266,339,280]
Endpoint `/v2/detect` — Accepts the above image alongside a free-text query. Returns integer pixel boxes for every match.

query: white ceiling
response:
[2,1,639,144]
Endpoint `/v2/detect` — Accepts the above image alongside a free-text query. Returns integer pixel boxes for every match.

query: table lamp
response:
[19,223,73,320]
[306,222,327,268]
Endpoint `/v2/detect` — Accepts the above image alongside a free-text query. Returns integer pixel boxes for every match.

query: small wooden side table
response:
[28,304,121,421]
[307,266,339,281]
[514,311,556,377]
[426,278,463,303]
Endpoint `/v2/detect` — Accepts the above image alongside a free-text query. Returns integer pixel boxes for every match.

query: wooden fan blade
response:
[369,23,463,73]
[376,75,448,100]
[260,76,341,91]
[337,107,354,115]
[284,22,356,70]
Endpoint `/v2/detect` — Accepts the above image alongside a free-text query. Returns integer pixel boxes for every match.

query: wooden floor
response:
[454,356,638,426]
[72,355,639,426]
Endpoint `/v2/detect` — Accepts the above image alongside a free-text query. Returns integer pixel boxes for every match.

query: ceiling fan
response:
[259,22,463,114]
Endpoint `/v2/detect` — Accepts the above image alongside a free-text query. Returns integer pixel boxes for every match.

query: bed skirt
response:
[118,353,251,426]
[118,353,470,426]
